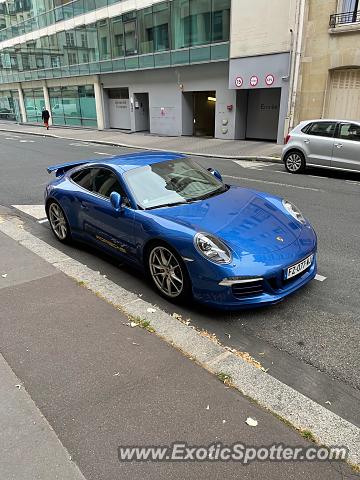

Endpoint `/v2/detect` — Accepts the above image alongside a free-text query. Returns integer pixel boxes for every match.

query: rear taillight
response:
[284,134,291,144]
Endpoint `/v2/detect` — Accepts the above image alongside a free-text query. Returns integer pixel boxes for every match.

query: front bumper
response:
[187,224,317,310]
[191,254,317,310]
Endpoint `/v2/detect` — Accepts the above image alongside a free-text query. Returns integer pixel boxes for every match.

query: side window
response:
[92,169,127,199]
[338,123,360,142]
[307,122,336,138]
[71,168,98,191]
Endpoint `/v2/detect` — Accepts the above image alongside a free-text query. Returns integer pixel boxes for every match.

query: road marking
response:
[94,152,114,156]
[19,139,34,143]
[38,218,49,224]
[69,142,91,147]
[315,274,327,282]
[5,137,18,140]
[234,160,272,170]
[12,204,46,219]
[223,175,323,192]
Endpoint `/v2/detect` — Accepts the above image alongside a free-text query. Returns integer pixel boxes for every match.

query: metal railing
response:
[329,10,360,27]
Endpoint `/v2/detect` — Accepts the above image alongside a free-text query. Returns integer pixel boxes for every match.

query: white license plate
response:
[285,255,313,280]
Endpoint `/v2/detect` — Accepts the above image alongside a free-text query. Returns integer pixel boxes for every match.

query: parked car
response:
[45,152,317,310]
[282,119,360,174]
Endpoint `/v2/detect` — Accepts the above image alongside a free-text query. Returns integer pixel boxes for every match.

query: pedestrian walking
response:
[42,107,50,130]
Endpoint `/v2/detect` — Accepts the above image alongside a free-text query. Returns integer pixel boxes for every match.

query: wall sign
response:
[250,75,258,87]
[235,76,243,88]
[265,74,275,86]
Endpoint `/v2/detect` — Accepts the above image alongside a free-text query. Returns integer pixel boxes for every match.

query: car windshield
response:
[124,158,226,209]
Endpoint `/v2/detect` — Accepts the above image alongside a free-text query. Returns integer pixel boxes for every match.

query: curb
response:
[0,213,358,467]
[0,127,282,163]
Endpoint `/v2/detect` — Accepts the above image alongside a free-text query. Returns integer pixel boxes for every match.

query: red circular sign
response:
[250,75,258,87]
[265,74,275,86]
[235,76,243,88]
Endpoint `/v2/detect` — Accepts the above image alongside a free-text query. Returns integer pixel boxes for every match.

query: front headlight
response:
[194,232,232,264]
[282,199,306,225]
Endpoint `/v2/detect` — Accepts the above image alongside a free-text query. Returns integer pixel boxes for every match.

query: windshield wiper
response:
[191,185,228,201]
[146,201,189,210]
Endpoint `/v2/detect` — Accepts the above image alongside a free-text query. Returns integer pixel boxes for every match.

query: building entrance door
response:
[108,88,131,130]
[193,91,216,137]
[133,93,150,132]
[246,88,281,141]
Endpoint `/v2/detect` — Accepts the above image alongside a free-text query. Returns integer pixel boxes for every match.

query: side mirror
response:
[110,191,122,211]
[207,168,223,182]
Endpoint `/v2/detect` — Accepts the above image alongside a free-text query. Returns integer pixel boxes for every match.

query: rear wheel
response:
[147,243,191,303]
[284,151,306,174]
[47,201,72,243]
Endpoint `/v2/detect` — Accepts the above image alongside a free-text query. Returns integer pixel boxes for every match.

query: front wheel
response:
[47,201,72,243]
[147,243,191,303]
[284,151,306,174]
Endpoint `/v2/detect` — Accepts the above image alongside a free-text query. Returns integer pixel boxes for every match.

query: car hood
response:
[151,186,303,256]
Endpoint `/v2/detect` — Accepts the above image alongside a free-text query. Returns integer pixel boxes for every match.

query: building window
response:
[111,16,124,58]
[49,85,97,128]
[65,32,75,47]
[331,0,359,26]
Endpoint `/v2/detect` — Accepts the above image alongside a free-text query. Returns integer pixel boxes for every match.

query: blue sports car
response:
[45,152,317,310]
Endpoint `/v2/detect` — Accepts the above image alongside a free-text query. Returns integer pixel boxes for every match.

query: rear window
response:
[303,122,336,138]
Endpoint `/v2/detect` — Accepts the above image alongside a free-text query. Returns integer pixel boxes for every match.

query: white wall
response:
[230,0,297,58]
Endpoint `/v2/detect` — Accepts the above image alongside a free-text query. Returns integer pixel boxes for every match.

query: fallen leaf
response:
[147,308,156,313]
[113,372,120,376]
[206,405,210,410]
[15,384,22,390]
[222,420,226,424]
[245,417,258,427]
[225,333,231,339]
[132,342,140,346]
[1,273,7,278]
[325,401,331,406]
[258,352,265,356]
[130,322,138,328]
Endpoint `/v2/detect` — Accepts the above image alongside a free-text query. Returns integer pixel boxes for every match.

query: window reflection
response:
[0,0,230,82]
[49,84,97,127]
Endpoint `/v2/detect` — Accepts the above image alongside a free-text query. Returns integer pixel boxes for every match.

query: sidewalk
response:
[0,121,282,160]
[0,224,356,478]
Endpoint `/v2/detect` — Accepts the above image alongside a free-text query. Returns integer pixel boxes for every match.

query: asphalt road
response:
[1,130,360,426]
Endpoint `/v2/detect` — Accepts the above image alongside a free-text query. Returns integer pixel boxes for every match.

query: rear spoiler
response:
[47,160,96,176]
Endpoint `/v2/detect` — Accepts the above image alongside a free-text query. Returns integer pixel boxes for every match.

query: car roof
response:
[298,118,360,125]
[100,151,186,172]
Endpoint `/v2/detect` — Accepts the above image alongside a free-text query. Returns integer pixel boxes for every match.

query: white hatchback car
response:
[282,119,360,174]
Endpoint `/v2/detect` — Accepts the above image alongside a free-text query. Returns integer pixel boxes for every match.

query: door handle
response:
[334,143,343,148]
[80,203,89,210]
[303,139,310,144]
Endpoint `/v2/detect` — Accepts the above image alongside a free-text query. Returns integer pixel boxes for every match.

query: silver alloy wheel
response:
[286,153,303,172]
[48,203,68,240]
[149,246,184,298]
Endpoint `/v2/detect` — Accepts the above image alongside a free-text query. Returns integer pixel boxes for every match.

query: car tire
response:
[47,200,72,244]
[146,242,192,304]
[284,151,306,174]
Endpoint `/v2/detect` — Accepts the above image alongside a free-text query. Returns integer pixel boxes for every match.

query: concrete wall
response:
[230,0,297,58]
[100,62,235,139]
[295,0,360,123]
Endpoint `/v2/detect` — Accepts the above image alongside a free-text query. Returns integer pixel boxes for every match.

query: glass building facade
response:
[0,89,21,122]
[0,0,230,129]
[0,0,230,84]
[49,85,97,127]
